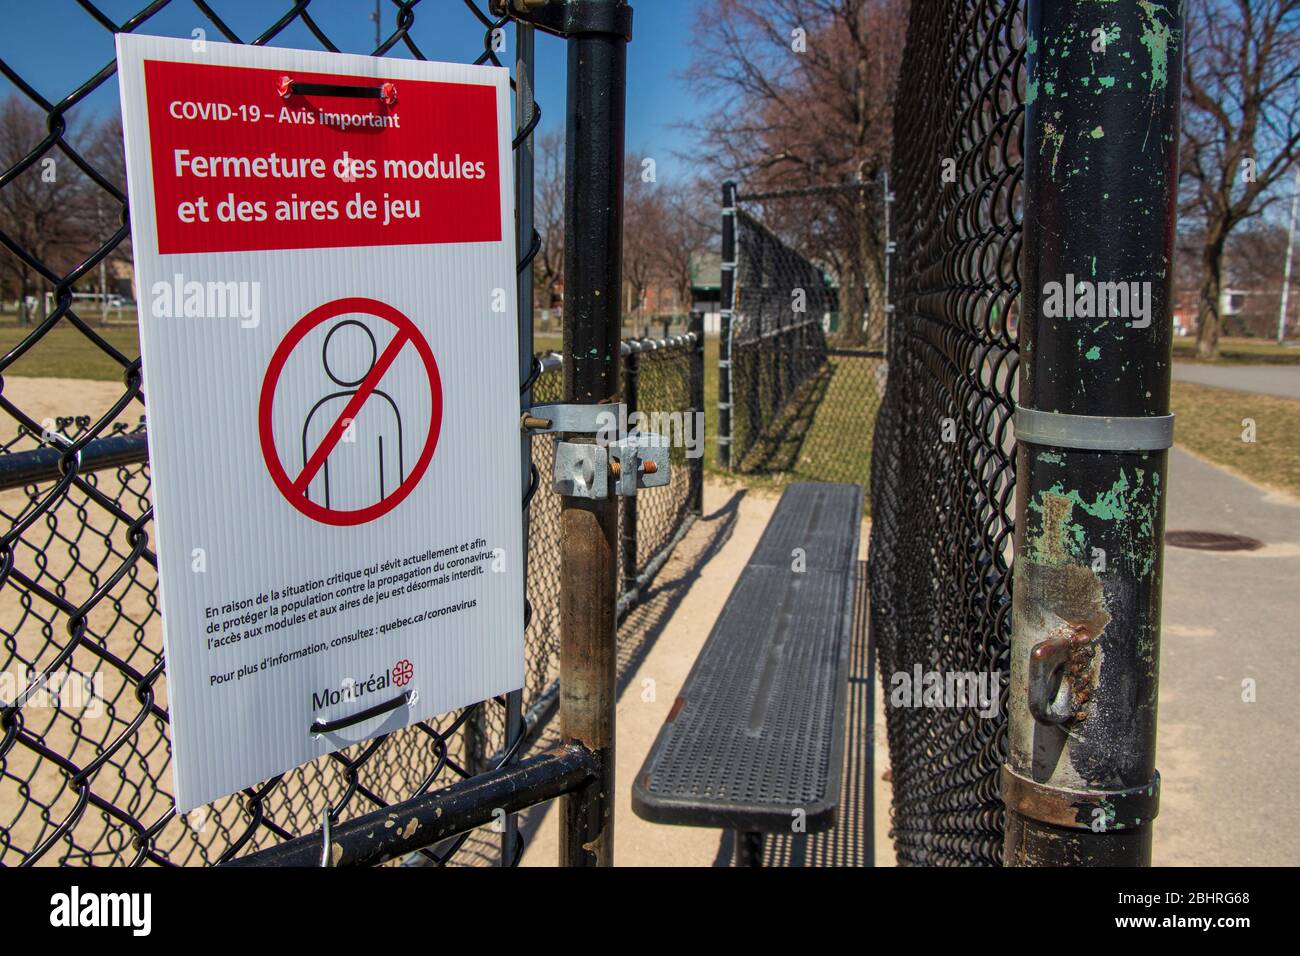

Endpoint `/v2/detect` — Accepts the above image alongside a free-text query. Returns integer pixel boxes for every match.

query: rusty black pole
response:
[557,0,631,867]
[1006,0,1185,866]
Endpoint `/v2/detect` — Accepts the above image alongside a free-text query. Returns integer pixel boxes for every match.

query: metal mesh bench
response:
[631,482,863,865]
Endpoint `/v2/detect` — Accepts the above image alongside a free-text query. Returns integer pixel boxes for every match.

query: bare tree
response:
[684,0,907,345]
[623,153,667,336]
[532,130,564,330]
[1219,220,1298,336]
[0,96,91,324]
[656,177,715,320]
[1180,0,1300,358]
[86,114,133,266]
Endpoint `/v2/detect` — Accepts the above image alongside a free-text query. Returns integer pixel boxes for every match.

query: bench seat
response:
[631,482,862,836]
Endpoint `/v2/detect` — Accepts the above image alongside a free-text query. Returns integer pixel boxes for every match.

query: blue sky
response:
[1,0,711,178]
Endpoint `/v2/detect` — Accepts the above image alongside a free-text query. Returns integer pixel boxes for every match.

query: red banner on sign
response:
[142,59,501,254]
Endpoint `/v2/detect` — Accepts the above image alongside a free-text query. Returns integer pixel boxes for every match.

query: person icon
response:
[301,319,404,509]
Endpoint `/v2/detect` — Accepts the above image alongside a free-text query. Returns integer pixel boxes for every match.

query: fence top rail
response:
[0,430,148,492]
[737,180,877,203]
[733,319,824,343]
[621,332,696,354]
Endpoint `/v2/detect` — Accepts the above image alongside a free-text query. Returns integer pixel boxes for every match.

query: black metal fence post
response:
[689,309,705,516]
[557,0,631,867]
[504,17,537,868]
[718,181,737,470]
[1005,0,1185,866]
[776,299,786,405]
[621,344,639,597]
[882,172,894,361]
[463,716,486,778]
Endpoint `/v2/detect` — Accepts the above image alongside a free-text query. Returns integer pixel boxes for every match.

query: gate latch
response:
[523,402,670,500]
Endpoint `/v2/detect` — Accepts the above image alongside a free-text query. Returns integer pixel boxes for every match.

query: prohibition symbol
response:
[259,297,442,526]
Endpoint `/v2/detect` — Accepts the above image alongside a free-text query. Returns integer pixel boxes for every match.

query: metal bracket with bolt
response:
[488,0,634,42]
[522,402,669,500]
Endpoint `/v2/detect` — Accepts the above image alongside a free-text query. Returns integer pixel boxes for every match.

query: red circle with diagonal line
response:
[259,297,442,526]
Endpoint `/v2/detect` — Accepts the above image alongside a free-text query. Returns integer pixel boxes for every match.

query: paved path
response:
[1172,361,1300,399]
[1154,447,1300,866]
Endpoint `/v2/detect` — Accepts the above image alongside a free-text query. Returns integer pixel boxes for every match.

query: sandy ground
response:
[0,377,165,864]
[0,376,143,435]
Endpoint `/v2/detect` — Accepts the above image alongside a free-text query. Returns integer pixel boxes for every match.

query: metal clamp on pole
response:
[1001,765,1160,834]
[1015,406,1175,452]
[489,0,634,41]
[523,402,670,500]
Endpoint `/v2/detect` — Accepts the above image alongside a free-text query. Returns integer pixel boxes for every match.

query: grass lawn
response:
[0,316,140,381]
[700,336,881,509]
[12,317,1290,503]
[703,337,1300,507]
[0,322,555,384]
[1172,335,1300,365]
[1170,381,1300,499]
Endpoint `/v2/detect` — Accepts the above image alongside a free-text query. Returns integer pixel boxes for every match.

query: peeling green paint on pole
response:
[1007,0,1184,867]
[1137,1,1174,90]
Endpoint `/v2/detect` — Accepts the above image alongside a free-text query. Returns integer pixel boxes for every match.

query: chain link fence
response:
[625,339,696,574]
[475,335,700,779]
[868,0,1023,866]
[0,1,697,867]
[719,187,887,496]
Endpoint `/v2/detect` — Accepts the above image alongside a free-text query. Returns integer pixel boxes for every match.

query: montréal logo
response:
[311,659,413,711]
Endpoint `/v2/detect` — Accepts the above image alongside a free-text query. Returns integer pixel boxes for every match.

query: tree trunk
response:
[1195,227,1227,360]
[863,246,887,350]
[839,270,866,344]
[18,269,31,326]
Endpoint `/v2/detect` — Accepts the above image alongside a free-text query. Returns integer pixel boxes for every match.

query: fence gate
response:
[0,0,673,868]
[718,181,888,495]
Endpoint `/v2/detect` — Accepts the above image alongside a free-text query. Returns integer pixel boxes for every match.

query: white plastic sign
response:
[116,35,522,812]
